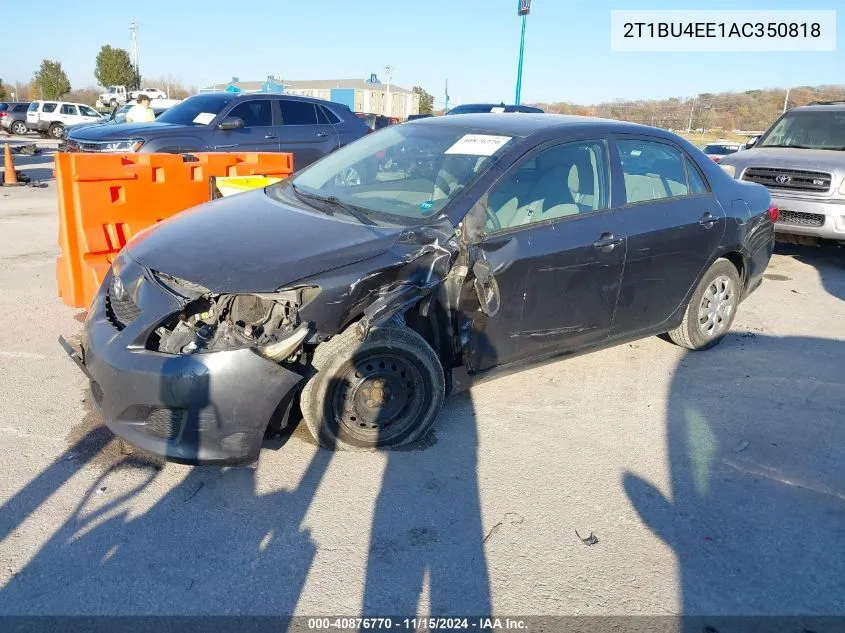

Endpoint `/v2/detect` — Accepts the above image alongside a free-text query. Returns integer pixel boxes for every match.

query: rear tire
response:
[300,324,445,450]
[11,121,28,135]
[668,258,741,351]
[48,123,64,139]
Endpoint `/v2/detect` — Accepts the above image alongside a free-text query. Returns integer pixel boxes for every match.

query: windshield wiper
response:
[760,144,815,149]
[290,184,377,226]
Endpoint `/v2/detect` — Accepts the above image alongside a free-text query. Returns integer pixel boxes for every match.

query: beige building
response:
[200,77,421,119]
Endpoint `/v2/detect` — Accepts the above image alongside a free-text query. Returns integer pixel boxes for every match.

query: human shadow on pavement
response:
[624,333,845,624]
[1,356,492,620]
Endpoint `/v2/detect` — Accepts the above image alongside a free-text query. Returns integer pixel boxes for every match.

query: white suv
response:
[26,101,104,139]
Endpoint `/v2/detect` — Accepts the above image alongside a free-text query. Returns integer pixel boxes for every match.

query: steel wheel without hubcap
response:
[698,275,735,338]
[331,352,427,445]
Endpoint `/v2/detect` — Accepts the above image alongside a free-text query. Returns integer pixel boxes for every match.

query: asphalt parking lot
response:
[1,150,844,618]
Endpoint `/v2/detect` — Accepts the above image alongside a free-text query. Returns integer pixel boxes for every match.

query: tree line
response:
[1,46,196,105]
[534,84,845,133]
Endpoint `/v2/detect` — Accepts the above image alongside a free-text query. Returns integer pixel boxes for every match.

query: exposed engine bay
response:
[153,289,305,361]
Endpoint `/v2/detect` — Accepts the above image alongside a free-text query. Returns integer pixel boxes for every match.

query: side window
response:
[14,104,28,112]
[617,139,689,203]
[684,156,709,194]
[42,102,58,113]
[486,140,610,233]
[60,104,78,115]
[280,100,318,125]
[226,100,272,127]
[319,105,342,124]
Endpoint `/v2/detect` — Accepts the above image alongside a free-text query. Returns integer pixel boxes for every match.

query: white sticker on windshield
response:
[490,107,506,113]
[445,134,511,156]
[192,112,216,125]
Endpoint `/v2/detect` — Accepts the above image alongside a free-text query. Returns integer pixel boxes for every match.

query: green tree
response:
[412,86,434,115]
[94,45,139,89]
[33,60,71,100]
[0,80,8,101]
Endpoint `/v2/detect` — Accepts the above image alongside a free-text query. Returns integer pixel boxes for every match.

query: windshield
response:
[155,94,235,126]
[271,124,516,224]
[758,110,845,150]
[703,144,739,155]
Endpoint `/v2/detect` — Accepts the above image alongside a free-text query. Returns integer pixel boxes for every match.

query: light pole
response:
[384,65,393,117]
[129,20,139,85]
[515,0,531,104]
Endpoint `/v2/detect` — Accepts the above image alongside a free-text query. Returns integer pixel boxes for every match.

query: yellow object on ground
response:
[212,176,284,198]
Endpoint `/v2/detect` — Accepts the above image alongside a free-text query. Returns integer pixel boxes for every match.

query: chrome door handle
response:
[316,132,329,138]
[699,212,720,227]
[215,144,237,149]
[592,233,624,250]
[264,134,277,139]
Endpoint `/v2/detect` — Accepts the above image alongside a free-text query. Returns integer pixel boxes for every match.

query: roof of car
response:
[411,113,667,138]
[195,91,343,106]
[791,102,845,112]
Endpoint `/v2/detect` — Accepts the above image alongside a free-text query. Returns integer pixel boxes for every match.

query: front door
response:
[213,99,279,152]
[463,138,626,372]
[59,103,81,126]
[277,99,339,170]
[610,136,727,336]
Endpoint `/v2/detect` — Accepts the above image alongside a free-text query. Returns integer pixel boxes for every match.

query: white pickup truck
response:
[96,86,167,107]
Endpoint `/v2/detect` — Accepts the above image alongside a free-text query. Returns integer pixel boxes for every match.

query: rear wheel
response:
[668,258,741,351]
[48,123,64,139]
[300,324,445,450]
[11,121,27,135]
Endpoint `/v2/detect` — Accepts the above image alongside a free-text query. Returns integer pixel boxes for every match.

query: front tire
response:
[300,324,445,450]
[668,258,741,351]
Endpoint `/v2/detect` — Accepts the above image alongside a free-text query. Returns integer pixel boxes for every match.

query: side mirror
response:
[219,116,244,131]
[745,136,759,149]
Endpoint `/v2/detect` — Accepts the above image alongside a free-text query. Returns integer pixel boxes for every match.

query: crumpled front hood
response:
[126,188,405,293]
[720,147,845,175]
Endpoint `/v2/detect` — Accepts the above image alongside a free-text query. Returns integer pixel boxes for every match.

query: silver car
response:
[719,102,845,243]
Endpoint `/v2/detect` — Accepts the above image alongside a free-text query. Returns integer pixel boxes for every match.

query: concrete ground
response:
[0,154,843,620]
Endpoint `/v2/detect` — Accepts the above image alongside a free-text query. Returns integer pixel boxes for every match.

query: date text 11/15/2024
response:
[306,617,528,630]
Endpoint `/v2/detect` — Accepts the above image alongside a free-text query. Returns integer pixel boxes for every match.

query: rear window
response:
[0,104,8,112]
[13,104,29,112]
[318,105,342,124]
[280,100,318,125]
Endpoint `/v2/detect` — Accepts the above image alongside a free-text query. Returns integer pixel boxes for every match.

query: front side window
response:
[617,139,689,204]
[42,103,58,113]
[279,100,318,125]
[485,140,610,233]
[758,110,845,150]
[227,100,272,127]
[270,124,516,225]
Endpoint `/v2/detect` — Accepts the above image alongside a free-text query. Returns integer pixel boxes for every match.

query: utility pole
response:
[515,0,531,104]
[129,20,139,86]
[783,88,791,113]
[444,79,449,113]
[686,96,697,134]
[384,65,393,117]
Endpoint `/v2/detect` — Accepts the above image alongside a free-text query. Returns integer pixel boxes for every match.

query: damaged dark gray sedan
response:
[68,114,775,463]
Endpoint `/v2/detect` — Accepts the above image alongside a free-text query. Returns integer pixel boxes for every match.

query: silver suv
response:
[719,102,845,243]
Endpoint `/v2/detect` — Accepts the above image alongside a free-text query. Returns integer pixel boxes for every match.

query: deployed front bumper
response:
[69,254,302,464]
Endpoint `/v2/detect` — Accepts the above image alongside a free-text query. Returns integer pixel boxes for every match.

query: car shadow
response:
[0,334,492,619]
[774,242,845,303]
[624,333,845,625]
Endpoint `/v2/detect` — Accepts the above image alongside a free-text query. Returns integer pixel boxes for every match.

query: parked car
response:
[0,102,32,136]
[26,101,104,139]
[61,101,176,142]
[406,113,434,121]
[64,92,369,169]
[445,103,544,115]
[132,88,167,100]
[719,101,845,243]
[356,112,396,132]
[702,140,743,163]
[68,115,774,464]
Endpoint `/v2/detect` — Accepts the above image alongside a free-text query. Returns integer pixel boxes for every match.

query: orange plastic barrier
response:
[56,152,294,309]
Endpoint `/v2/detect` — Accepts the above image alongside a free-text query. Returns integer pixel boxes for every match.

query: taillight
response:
[710,155,721,163]
[0,112,7,118]
[768,204,779,223]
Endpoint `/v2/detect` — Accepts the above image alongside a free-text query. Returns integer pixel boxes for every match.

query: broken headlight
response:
[151,288,318,362]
